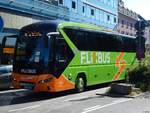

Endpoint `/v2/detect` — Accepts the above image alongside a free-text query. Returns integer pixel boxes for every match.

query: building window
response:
[107,0,111,6]
[91,9,94,16]
[126,21,129,29]
[107,15,110,21]
[114,17,117,23]
[58,0,63,5]
[121,20,124,27]
[118,19,120,23]
[82,6,85,13]
[72,1,76,9]
[121,31,124,34]
[130,23,133,30]
[104,0,107,4]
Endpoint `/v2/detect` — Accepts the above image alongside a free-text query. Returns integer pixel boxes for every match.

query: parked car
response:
[0,65,12,89]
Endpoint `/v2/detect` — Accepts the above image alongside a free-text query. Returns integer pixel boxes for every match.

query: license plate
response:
[20,83,34,90]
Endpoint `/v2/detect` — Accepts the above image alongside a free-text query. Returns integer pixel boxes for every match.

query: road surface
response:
[0,86,150,113]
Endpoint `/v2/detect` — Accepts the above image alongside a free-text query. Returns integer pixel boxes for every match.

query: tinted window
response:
[64,28,136,52]
[64,29,86,50]
[86,32,122,51]
[122,36,136,52]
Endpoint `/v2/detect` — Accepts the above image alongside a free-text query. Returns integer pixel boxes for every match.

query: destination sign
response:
[24,32,42,37]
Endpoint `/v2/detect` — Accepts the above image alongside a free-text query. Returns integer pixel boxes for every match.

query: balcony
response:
[0,0,69,20]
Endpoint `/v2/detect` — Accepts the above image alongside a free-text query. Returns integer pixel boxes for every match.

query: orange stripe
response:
[116,52,124,67]
[114,52,126,80]
[114,61,126,80]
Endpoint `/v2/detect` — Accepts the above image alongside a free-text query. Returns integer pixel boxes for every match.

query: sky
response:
[124,0,150,20]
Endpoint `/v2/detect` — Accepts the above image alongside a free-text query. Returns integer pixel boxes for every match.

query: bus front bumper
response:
[12,73,75,92]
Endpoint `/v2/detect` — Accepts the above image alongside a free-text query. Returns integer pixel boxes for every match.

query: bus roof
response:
[59,22,136,39]
[20,20,60,33]
[20,21,136,39]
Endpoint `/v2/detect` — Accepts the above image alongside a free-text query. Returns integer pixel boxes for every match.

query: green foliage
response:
[128,56,150,92]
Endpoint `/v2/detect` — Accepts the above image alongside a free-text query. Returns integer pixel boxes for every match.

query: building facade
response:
[61,0,118,30]
[118,0,138,36]
[0,0,118,37]
[0,0,69,38]
[118,0,150,53]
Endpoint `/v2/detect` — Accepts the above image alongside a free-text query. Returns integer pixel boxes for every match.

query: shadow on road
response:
[0,89,75,106]
[95,92,135,99]
[0,81,122,106]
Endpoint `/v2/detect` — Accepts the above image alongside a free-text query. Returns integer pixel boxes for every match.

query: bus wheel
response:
[75,77,85,92]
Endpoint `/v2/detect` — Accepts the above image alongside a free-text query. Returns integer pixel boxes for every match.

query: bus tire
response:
[75,76,85,92]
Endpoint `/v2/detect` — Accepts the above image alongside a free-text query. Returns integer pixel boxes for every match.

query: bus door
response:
[54,36,68,77]
[47,32,74,78]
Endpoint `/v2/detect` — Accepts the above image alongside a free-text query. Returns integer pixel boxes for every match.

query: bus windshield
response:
[14,33,54,74]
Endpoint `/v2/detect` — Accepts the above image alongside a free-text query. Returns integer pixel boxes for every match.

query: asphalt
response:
[0,84,149,113]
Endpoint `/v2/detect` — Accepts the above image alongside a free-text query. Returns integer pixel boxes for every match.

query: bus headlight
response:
[38,78,52,84]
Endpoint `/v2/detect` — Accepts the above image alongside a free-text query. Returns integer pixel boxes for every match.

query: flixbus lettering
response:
[80,52,110,65]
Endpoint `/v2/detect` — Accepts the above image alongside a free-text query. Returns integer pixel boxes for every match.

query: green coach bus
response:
[12,21,137,92]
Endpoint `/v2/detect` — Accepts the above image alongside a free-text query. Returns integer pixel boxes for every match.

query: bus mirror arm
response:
[45,32,59,48]
[47,33,51,39]
[47,32,59,39]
